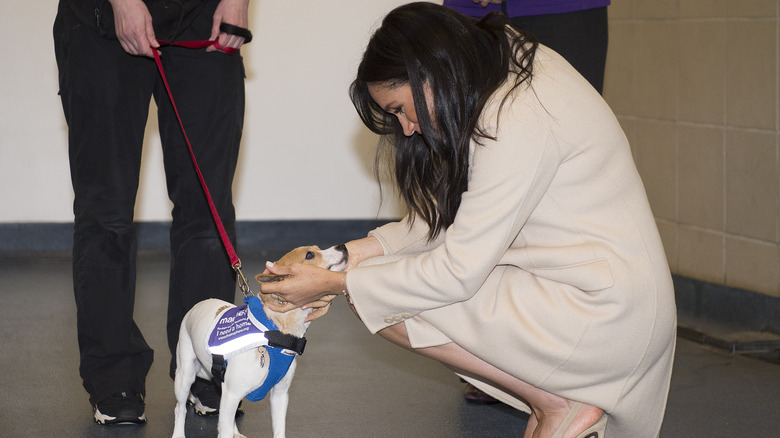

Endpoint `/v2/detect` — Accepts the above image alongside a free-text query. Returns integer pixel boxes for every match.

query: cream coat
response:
[346,45,677,437]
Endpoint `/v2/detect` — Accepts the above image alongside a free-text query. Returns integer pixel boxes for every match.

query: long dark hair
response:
[350,2,537,240]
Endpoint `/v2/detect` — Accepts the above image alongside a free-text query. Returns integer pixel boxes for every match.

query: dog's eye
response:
[305,251,314,260]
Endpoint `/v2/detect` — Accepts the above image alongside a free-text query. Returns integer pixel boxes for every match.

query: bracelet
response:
[341,273,353,305]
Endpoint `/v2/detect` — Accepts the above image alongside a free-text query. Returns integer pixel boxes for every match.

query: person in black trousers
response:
[54,0,250,425]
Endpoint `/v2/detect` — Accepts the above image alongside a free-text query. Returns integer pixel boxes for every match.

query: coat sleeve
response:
[347,90,562,334]
[367,215,444,257]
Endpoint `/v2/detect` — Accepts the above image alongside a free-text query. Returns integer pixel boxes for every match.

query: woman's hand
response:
[304,294,338,322]
[259,262,345,309]
[261,237,381,320]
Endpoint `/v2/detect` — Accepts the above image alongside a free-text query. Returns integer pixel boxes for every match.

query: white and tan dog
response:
[172,244,348,438]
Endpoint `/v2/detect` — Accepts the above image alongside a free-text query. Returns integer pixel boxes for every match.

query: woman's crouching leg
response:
[377,322,604,438]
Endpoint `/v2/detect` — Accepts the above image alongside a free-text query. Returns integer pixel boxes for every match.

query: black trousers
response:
[507,7,609,94]
[54,0,243,404]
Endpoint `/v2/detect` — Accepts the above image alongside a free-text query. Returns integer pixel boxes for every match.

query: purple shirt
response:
[443,0,610,17]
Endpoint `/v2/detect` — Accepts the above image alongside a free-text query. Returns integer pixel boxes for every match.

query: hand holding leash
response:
[208,0,251,53]
[110,0,159,57]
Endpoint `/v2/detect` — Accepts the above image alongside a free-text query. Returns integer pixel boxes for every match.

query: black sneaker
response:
[93,392,146,425]
[188,377,242,417]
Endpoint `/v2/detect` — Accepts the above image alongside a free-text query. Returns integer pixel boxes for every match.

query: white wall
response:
[0,0,428,223]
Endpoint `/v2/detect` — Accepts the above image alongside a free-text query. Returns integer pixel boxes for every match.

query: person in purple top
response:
[443,0,609,94]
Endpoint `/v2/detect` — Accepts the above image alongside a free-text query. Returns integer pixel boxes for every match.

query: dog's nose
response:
[327,244,349,271]
[336,244,349,261]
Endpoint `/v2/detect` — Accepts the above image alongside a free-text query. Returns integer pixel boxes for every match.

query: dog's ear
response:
[254,273,290,284]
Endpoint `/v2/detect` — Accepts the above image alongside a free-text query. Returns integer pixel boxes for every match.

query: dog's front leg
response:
[269,358,297,438]
[172,329,198,438]
[216,388,244,438]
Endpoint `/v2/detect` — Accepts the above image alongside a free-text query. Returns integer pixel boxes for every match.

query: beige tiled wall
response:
[604,0,780,297]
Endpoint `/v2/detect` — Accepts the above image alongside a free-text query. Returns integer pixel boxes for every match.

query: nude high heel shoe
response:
[550,402,608,438]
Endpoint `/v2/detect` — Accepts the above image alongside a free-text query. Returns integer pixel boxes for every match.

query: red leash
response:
[153,39,253,297]
[156,39,239,54]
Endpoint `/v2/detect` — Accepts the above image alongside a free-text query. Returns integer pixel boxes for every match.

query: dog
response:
[172,244,349,438]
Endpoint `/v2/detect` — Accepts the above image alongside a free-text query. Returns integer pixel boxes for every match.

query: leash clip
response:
[233,260,254,298]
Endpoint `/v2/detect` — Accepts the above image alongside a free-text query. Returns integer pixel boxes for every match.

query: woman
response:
[261,3,676,437]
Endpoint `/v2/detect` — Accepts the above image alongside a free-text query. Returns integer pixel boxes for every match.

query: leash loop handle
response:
[219,23,252,43]
[156,39,238,55]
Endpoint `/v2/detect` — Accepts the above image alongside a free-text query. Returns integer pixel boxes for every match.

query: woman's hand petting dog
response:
[260,262,346,322]
[262,292,336,322]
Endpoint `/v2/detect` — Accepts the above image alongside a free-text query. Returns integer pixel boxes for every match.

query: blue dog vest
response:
[207,296,306,401]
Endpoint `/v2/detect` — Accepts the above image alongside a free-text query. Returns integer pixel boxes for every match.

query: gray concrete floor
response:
[2,254,779,437]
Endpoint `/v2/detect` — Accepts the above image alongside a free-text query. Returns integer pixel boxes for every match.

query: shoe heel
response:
[551,402,608,438]
[578,413,607,438]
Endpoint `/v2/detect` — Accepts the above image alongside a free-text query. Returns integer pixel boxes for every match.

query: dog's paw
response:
[233,434,247,438]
